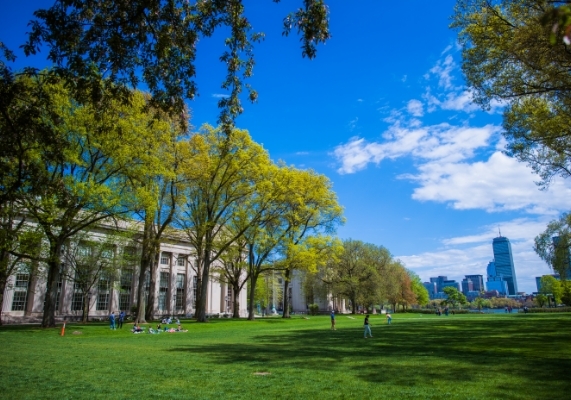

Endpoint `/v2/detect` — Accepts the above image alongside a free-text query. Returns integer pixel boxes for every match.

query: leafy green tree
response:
[19,81,166,327]
[534,213,571,279]
[540,275,562,304]
[325,240,391,314]
[535,293,548,307]
[408,270,429,307]
[176,124,274,322]
[61,230,134,323]
[22,0,331,125]
[452,0,571,187]
[472,296,490,311]
[441,286,468,309]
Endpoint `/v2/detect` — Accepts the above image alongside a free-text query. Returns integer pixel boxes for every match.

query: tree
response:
[472,296,490,311]
[441,286,468,309]
[452,0,571,187]
[274,167,344,318]
[408,270,429,307]
[22,0,331,126]
[535,293,548,307]
[534,213,571,279]
[176,124,273,322]
[325,239,390,314]
[540,275,562,305]
[61,230,133,323]
[19,80,167,327]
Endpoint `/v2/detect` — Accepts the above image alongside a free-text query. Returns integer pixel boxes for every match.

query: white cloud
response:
[407,152,571,213]
[426,54,456,90]
[295,151,309,156]
[407,99,424,117]
[334,122,498,174]
[211,93,230,98]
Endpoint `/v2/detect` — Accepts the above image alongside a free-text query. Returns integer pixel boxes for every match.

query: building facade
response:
[1,236,248,323]
[492,236,518,295]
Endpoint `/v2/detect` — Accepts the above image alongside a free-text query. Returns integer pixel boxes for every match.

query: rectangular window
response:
[176,274,185,311]
[11,273,30,311]
[71,292,84,311]
[119,269,133,312]
[160,253,169,265]
[96,275,110,311]
[177,256,186,267]
[158,271,169,311]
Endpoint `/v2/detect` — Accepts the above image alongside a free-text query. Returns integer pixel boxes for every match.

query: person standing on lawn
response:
[386,313,392,325]
[109,311,116,330]
[364,314,372,338]
[118,311,125,329]
[330,310,336,330]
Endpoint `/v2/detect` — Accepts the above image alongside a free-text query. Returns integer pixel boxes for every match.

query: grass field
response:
[0,313,570,399]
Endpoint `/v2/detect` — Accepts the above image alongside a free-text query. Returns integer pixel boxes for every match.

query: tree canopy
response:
[452,0,571,187]
[19,0,331,127]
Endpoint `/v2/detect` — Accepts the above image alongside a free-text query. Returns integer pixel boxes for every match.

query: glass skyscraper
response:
[492,236,518,295]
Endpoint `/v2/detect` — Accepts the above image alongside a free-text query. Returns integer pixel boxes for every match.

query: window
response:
[175,274,185,311]
[11,273,30,311]
[160,253,170,265]
[71,293,84,311]
[96,275,110,311]
[119,269,133,312]
[71,274,83,312]
[158,271,169,311]
[177,256,186,267]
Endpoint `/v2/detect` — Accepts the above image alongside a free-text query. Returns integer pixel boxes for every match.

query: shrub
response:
[308,304,319,316]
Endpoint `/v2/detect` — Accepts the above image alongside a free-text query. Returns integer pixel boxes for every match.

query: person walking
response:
[363,314,373,338]
[330,310,336,330]
[118,311,125,329]
[386,313,392,325]
[109,311,116,330]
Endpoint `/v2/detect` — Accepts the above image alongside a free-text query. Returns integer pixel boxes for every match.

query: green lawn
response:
[0,313,570,399]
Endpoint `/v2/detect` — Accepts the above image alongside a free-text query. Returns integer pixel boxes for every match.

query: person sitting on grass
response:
[132,324,144,333]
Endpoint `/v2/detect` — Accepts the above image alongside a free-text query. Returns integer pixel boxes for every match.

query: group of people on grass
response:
[330,310,392,338]
[129,319,188,334]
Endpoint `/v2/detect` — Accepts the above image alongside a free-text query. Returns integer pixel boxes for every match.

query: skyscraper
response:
[492,235,518,295]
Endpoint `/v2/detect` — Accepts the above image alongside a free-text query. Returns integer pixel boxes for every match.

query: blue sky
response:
[2,0,569,293]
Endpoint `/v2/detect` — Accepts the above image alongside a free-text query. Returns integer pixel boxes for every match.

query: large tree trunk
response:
[282,269,291,318]
[82,291,89,323]
[247,272,258,321]
[0,277,6,326]
[144,252,158,321]
[350,296,356,314]
[232,283,240,318]
[196,250,211,322]
[42,240,63,328]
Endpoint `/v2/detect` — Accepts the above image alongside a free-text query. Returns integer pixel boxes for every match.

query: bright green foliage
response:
[535,293,548,307]
[471,296,491,311]
[452,0,571,187]
[408,270,429,306]
[177,124,274,322]
[325,239,391,314]
[540,275,563,304]
[273,167,344,318]
[534,213,571,279]
[23,0,331,125]
[14,78,171,327]
[442,286,468,309]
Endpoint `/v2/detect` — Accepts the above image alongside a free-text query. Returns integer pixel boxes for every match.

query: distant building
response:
[461,278,473,293]
[492,235,518,295]
[423,282,437,298]
[464,274,484,292]
[429,276,448,293]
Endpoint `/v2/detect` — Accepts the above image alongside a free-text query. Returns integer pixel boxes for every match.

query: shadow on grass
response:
[167,316,571,398]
